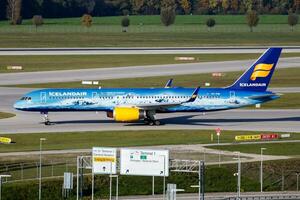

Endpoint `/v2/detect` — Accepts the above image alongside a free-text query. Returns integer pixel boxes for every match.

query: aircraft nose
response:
[13,100,22,110]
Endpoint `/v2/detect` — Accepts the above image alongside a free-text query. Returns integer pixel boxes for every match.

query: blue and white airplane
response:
[14,48,282,126]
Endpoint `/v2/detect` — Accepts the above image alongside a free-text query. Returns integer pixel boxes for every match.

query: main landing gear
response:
[144,118,161,126]
[41,112,51,125]
[144,111,162,126]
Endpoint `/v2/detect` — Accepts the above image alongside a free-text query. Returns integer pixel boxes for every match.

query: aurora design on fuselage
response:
[14,48,282,126]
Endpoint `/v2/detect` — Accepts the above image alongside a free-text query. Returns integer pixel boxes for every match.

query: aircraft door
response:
[92,92,98,98]
[230,91,235,99]
[229,91,239,104]
[40,92,47,104]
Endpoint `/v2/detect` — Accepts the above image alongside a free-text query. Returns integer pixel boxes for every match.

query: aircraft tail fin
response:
[227,48,282,92]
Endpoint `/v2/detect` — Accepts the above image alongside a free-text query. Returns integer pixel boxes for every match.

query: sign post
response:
[92,147,117,200]
[216,128,221,145]
[120,148,169,199]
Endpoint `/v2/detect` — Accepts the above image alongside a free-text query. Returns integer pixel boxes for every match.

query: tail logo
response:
[250,63,274,81]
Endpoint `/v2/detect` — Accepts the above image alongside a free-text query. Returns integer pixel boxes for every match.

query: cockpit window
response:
[20,97,32,101]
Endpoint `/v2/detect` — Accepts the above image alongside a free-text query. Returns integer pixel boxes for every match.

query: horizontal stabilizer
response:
[246,93,279,100]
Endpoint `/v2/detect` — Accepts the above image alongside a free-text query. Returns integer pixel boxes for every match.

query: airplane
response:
[14,47,282,126]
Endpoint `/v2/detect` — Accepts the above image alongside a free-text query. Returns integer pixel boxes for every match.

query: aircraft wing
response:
[135,87,200,110]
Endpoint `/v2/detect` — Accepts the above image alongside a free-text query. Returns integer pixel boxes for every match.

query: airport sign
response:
[0,137,12,144]
[92,147,117,174]
[120,148,169,177]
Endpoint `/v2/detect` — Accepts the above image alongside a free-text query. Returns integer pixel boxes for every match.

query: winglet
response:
[165,78,173,88]
[186,87,200,103]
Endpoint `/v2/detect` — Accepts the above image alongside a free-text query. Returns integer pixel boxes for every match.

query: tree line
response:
[1,0,300,22]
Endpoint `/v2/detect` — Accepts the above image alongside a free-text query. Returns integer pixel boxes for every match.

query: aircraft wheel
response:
[144,118,150,125]
[148,121,154,126]
[154,120,161,126]
[45,121,51,126]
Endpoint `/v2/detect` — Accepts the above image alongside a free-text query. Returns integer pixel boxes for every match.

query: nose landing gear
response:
[41,112,51,125]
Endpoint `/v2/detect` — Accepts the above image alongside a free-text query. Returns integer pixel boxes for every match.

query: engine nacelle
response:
[107,107,146,122]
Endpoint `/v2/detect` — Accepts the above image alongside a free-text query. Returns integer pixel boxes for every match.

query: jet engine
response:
[107,107,146,122]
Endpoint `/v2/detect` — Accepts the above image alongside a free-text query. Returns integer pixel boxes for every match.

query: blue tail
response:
[228,47,282,91]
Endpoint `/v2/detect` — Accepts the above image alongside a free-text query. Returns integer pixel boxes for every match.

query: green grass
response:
[0,31,299,47]
[0,130,298,153]
[0,15,299,47]
[261,93,300,109]
[0,112,15,119]
[0,53,276,73]
[209,142,300,156]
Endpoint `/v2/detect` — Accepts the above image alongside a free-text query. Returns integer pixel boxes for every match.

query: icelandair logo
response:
[49,92,87,96]
[240,83,267,87]
[239,63,274,88]
[250,63,274,81]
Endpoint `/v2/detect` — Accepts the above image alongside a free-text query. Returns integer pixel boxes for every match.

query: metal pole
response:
[152,176,155,196]
[91,171,94,200]
[282,170,284,191]
[236,152,241,200]
[198,161,201,200]
[217,135,219,145]
[218,151,221,167]
[110,162,112,200]
[116,176,119,200]
[51,162,54,177]
[21,164,23,180]
[163,156,166,200]
[297,173,299,191]
[39,139,42,200]
[76,157,79,200]
[0,177,2,200]
[260,148,265,193]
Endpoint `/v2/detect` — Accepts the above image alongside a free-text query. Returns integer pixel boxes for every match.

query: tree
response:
[246,10,259,32]
[206,18,215,31]
[160,0,176,26]
[131,0,145,14]
[180,0,191,14]
[231,0,239,12]
[121,16,130,32]
[288,12,299,31]
[222,0,230,13]
[81,14,93,28]
[78,0,96,14]
[32,15,43,32]
[6,0,22,25]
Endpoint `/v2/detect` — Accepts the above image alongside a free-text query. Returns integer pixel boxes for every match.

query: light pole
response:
[296,172,300,191]
[39,138,46,200]
[160,155,166,200]
[260,148,266,193]
[233,151,241,200]
[0,175,11,200]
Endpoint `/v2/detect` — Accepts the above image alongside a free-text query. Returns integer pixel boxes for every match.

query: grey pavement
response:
[1,46,300,55]
[0,57,299,85]
[0,109,299,133]
[119,192,300,200]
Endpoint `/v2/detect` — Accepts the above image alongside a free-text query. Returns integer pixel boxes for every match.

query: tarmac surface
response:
[0,57,299,85]
[119,192,300,200]
[1,46,300,55]
[0,109,299,133]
